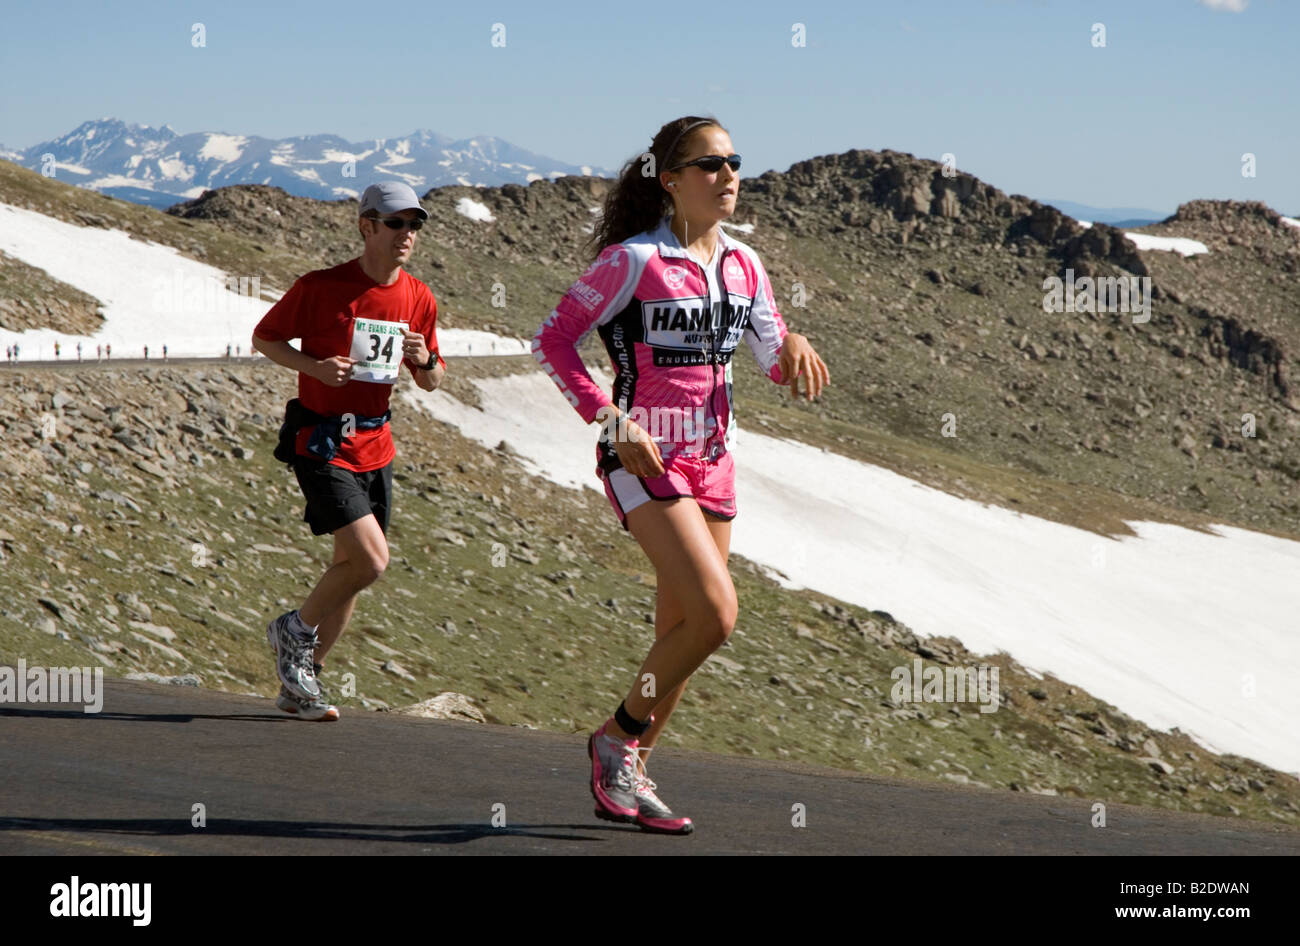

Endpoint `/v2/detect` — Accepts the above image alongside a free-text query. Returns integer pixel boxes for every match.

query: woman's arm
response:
[533,243,640,423]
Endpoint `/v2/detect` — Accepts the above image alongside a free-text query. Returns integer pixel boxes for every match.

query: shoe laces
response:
[633,749,661,800]
[289,629,317,669]
[604,734,638,792]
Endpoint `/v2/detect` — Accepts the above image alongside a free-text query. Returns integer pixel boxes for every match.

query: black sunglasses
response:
[669,154,741,173]
[369,215,425,231]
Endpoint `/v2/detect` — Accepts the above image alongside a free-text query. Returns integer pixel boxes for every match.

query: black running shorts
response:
[291,457,393,536]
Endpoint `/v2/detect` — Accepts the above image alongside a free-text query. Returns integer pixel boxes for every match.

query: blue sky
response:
[2,0,1295,213]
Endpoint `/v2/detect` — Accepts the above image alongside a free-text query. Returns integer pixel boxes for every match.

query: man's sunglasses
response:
[669,154,742,173]
[368,215,425,231]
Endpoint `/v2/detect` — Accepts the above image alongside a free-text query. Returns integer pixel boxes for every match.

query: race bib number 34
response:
[350,318,406,384]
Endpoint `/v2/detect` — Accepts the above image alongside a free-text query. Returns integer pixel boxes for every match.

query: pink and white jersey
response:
[532,215,789,464]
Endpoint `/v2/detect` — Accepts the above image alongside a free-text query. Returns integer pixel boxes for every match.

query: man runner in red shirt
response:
[251,181,446,720]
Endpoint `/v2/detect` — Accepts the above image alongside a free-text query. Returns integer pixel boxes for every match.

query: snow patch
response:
[1122,232,1208,257]
[0,201,268,357]
[455,197,495,223]
[87,175,153,190]
[198,133,247,163]
[1074,218,1208,256]
[156,156,194,181]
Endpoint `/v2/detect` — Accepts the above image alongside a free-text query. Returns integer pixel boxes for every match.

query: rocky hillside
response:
[0,360,1295,825]
[0,251,103,334]
[154,151,1300,541]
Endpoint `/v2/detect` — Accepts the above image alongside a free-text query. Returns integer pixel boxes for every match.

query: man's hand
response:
[400,327,431,368]
[313,355,355,387]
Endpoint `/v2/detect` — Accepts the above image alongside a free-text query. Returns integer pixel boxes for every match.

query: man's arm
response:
[412,361,445,392]
[250,334,353,386]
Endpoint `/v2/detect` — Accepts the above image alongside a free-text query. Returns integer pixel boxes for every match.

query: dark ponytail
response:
[588,114,724,260]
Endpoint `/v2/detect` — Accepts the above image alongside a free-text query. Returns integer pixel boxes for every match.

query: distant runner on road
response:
[252,181,446,721]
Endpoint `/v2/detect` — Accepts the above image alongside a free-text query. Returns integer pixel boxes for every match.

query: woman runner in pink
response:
[533,115,829,833]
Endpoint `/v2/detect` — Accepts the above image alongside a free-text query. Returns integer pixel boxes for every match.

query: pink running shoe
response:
[587,720,639,822]
[633,751,694,835]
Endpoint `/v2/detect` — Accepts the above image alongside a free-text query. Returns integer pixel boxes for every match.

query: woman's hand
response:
[778,332,830,400]
[595,406,665,477]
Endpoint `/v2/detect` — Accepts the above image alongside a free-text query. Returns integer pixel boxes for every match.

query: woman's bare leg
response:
[605,498,737,740]
[638,513,732,756]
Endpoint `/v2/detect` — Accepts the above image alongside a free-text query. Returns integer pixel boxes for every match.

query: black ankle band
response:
[614,701,649,736]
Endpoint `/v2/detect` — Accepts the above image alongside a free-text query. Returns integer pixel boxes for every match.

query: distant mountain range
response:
[0,118,613,209]
[1038,198,1170,228]
[0,121,1286,223]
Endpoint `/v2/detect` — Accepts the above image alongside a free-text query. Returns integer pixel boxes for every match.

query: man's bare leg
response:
[314,595,357,667]
[313,533,360,667]
[298,515,387,649]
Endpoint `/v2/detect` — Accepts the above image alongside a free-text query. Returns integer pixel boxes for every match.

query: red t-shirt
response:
[253,259,444,472]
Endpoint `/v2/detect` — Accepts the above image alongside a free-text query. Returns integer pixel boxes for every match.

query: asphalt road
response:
[2,677,1297,855]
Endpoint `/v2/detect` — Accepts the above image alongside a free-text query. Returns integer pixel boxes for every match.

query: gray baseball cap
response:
[359,181,428,219]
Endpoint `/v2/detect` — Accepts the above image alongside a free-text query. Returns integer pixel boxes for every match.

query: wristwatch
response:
[418,349,439,371]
